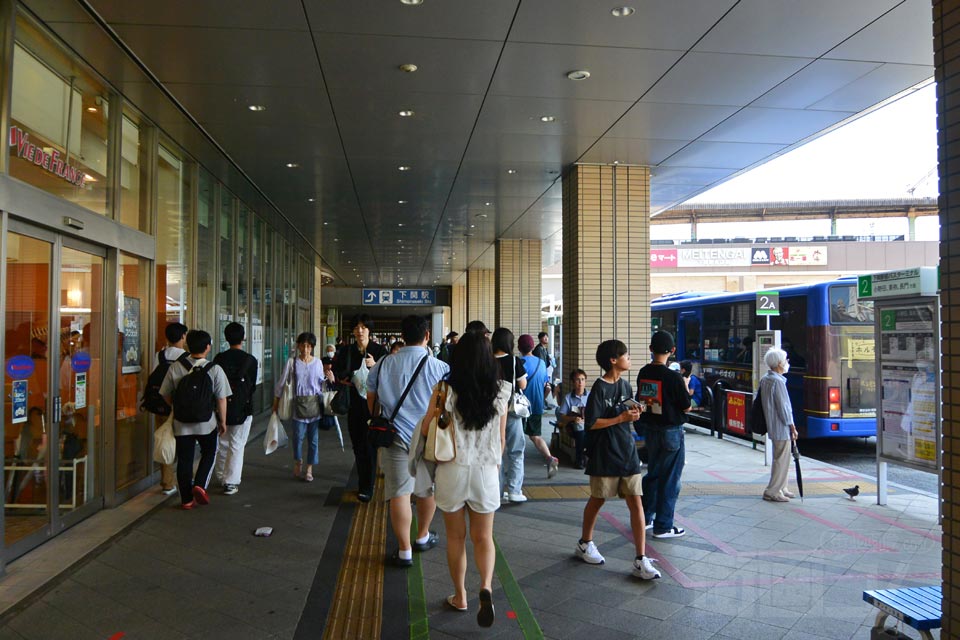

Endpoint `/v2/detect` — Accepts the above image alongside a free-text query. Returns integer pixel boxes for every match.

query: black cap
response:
[446,331,459,339]
[650,330,675,354]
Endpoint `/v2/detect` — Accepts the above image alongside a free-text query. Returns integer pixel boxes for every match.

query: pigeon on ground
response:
[843,485,860,500]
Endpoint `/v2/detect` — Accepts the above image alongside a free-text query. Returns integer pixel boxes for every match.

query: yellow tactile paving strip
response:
[522,480,885,500]
[323,480,387,640]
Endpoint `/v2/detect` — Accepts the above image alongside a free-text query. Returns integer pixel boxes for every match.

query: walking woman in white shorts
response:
[420,331,510,627]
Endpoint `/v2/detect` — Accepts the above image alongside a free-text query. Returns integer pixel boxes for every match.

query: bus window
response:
[829,284,874,324]
[681,316,700,359]
[778,296,808,368]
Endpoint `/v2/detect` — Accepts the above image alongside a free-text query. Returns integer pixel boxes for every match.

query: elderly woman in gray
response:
[760,348,798,502]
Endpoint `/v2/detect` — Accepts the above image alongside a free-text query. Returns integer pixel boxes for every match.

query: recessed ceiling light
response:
[398,110,415,117]
[398,200,408,204]
[401,0,423,4]
[469,224,476,228]
[566,70,591,81]
[476,213,488,219]
[398,165,411,171]
[86,106,98,113]
[485,202,492,206]
[347,260,352,264]
[506,169,517,174]
[540,115,556,123]
[307,198,315,202]
[611,6,635,17]
[398,223,404,227]
[399,63,418,73]
[323,221,328,225]
[248,105,266,112]
[285,162,299,168]
[333,238,339,242]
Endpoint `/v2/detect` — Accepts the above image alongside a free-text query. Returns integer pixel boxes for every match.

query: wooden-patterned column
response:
[466,268,495,333]
[496,239,542,337]
[562,164,651,379]
[451,281,467,336]
[936,0,958,633]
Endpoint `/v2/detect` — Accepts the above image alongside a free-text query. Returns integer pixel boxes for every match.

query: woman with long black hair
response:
[420,331,511,627]
[333,314,387,502]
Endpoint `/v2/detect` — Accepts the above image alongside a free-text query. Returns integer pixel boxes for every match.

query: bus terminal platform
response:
[0,422,941,640]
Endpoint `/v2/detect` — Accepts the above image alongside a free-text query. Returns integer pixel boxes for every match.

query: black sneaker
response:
[412,532,439,552]
[391,549,413,568]
[358,492,372,503]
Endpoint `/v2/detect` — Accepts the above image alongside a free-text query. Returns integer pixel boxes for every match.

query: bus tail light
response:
[828,387,841,417]
[831,423,840,431]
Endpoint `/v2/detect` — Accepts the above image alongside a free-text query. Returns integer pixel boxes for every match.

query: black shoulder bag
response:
[367,354,429,449]
[330,348,352,415]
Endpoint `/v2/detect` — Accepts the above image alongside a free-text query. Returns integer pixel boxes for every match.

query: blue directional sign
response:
[362,288,435,306]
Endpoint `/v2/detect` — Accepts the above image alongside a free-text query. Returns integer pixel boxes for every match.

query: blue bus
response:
[652,277,876,439]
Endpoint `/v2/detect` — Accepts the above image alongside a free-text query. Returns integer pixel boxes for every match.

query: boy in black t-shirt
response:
[637,331,691,539]
[575,340,661,580]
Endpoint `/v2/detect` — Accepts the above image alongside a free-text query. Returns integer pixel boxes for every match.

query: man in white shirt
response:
[155,322,188,495]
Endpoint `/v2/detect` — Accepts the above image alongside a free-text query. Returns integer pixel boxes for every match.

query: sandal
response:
[477,588,495,627]
[294,461,302,478]
[444,595,467,612]
[304,472,314,482]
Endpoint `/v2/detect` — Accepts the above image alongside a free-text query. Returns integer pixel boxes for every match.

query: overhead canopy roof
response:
[27,0,934,287]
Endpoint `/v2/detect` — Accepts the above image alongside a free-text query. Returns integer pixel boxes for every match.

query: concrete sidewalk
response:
[0,421,941,639]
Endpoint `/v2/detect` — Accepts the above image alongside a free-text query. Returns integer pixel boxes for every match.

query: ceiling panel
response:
[698,107,854,144]
[464,133,595,165]
[659,141,787,169]
[111,25,322,86]
[605,102,739,141]
[693,0,901,57]
[305,0,516,40]
[510,0,736,51]
[164,84,335,127]
[475,95,633,137]
[824,0,935,66]
[808,64,934,111]
[330,91,483,135]
[89,0,308,30]
[651,166,739,186]
[490,43,682,101]
[750,59,882,109]
[578,138,693,166]
[314,34,502,94]
[643,52,811,106]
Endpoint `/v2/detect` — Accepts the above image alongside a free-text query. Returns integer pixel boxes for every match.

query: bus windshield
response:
[829,284,874,324]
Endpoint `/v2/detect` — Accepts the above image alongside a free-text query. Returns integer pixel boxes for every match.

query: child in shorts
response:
[574,339,660,580]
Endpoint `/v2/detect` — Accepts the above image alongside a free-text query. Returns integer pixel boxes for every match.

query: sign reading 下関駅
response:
[857,267,938,300]
[362,288,436,306]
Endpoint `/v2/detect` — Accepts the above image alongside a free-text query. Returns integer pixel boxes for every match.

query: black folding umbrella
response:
[792,441,804,502]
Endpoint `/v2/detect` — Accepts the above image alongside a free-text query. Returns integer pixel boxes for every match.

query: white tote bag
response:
[153,416,176,465]
[264,412,289,455]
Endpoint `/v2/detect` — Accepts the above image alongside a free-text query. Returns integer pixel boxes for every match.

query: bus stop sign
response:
[756,291,779,316]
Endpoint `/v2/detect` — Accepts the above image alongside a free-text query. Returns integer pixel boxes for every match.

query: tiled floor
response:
[0,421,942,639]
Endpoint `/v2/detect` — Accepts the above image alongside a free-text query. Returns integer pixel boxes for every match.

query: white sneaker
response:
[501,491,510,503]
[508,493,528,503]
[632,556,661,580]
[575,540,605,565]
[160,487,177,496]
[652,527,686,539]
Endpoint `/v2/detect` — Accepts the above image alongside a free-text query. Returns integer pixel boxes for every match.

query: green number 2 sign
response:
[881,310,897,331]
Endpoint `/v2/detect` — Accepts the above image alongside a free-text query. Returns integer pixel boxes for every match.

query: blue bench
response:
[863,586,941,639]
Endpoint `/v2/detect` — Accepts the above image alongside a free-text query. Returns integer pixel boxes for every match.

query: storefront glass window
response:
[237,205,249,328]
[218,190,235,352]
[9,20,109,215]
[261,226,273,412]
[251,216,264,411]
[155,144,192,349]
[116,253,150,490]
[196,170,216,336]
[118,108,152,232]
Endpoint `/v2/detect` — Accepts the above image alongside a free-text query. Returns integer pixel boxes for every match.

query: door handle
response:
[54,396,61,423]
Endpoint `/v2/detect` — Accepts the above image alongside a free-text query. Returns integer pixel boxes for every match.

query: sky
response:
[657,82,940,241]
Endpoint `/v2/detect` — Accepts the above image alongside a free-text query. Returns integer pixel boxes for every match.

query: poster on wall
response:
[877,303,939,469]
[121,296,142,374]
[11,380,27,424]
[75,372,87,410]
[251,323,264,385]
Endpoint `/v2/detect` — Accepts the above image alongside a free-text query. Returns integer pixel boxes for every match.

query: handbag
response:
[330,349,352,415]
[424,382,456,463]
[291,358,322,420]
[509,357,532,419]
[367,354,429,448]
[153,416,176,465]
[277,361,295,420]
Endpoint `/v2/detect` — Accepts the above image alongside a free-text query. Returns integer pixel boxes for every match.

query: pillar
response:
[690,214,698,241]
[908,209,918,241]
[495,239,542,337]
[466,269,495,333]
[451,281,467,336]
[561,164,651,378]
[936,0,959,634]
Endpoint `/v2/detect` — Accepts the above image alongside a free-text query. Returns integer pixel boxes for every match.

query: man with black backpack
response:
[160,330,231,509]
[213,322,259,496]
[144,322,190,495]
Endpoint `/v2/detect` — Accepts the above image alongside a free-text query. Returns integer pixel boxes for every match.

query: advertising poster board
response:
[121,296,142,374]
[251,323,264,385]
[876,300,940,472]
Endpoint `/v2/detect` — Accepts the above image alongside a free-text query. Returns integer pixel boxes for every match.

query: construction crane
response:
[906,167,937,195]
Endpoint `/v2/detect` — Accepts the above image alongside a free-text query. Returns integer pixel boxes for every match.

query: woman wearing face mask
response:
[333,314,387,502]
[759,348,798,502]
